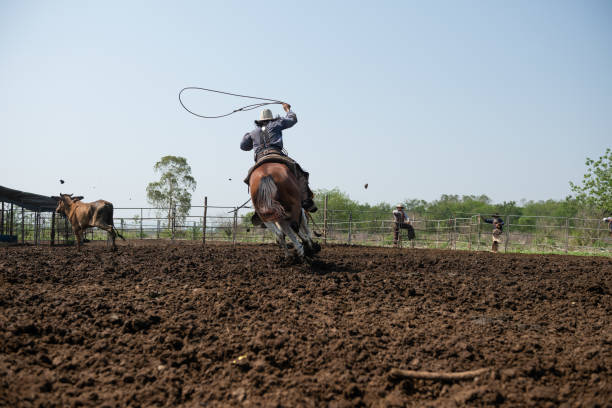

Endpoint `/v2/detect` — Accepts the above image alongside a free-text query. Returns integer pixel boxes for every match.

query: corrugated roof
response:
[0,185,58,212]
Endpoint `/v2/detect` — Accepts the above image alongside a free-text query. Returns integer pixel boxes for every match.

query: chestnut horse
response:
[249,162,319,259]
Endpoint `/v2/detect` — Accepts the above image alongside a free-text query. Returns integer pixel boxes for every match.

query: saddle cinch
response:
[243,153,299,185]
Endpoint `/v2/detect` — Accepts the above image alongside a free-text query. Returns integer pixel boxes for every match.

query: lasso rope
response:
[178,87,285,119]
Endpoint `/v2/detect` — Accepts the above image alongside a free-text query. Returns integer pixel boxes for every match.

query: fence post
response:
[504,215,510,253]
[232,207,237,246]
[157,220,160,239]
[193,221,196,241]
[323,194,328,245]
[348,212,352,245]
[9,203,14,237]
[140,208,143,239]
[453,217,457,250]
[565,217,569,253]
[477,215,481,251]
[467,216,472,251]
[171,206,176,240]
[51,211,55,246]
[1,202,4,234]
[121,218,124,238]
[203,196,208,247]
[34,211,38,245]
[21,207,25,244]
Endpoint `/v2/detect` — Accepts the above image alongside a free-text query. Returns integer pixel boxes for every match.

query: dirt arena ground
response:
[0,242,610,407]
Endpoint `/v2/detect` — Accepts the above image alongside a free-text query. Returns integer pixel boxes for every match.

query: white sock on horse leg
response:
[266,222,290,256]
[277,221,304,257]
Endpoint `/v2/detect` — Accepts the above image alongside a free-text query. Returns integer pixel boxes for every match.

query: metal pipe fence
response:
[1,198,611,255]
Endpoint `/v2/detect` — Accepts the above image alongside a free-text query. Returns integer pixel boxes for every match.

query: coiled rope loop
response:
[178,87,284,119]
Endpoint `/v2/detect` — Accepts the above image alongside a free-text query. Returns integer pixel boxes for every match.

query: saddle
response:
[243,153,299,185]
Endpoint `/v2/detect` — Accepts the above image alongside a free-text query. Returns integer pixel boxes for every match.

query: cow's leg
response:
[277,220,304,258]
[264,221,290,258]
[74,228,82,251]
[96,223,117,251]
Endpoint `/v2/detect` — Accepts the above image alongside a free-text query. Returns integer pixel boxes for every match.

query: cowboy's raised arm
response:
[240,132,253,151]
[279,102,297,130]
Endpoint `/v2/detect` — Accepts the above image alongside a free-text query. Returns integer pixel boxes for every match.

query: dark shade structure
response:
[0,185,58,212]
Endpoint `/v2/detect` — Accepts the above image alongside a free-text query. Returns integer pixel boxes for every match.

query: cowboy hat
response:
[259,109,274,121]
[396,204,404,208]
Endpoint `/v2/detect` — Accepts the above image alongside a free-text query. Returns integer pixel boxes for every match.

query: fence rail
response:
[1,198,611,255]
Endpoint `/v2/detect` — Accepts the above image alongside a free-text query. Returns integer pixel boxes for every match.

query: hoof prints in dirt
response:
[0,243,610,407]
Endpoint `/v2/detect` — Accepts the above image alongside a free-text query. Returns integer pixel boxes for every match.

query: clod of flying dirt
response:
[232,355,251,371]
[109,313,122,325]
[231,387,246,402]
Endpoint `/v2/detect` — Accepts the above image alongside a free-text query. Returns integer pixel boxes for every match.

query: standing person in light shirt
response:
[393,204,415,246]
[603,216,612,237]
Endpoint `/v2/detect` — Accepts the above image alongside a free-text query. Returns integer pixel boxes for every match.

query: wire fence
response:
[1,198,611,255]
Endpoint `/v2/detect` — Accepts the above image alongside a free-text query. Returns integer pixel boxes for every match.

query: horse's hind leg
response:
[277,220,304,258]
[265,222,290,258]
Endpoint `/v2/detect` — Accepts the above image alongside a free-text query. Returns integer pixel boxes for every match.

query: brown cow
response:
[54,193,125,251]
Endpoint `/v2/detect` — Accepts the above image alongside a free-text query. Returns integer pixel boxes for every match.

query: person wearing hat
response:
[482,214,504,252]
[392,204,415,246]
[240,103,316,212]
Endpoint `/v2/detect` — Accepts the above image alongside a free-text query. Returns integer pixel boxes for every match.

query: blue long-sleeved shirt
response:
[240,111,297,159]
[484,217,504,231]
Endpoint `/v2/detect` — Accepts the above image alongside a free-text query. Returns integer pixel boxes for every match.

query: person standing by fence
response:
[393,204,415,246]
[482,214,504,252]
[603,216,612,237]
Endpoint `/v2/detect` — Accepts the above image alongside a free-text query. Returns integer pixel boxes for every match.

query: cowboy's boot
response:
[298,174,317,213]
[302,189,317,213]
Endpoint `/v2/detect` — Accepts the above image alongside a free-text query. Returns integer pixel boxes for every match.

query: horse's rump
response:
[244,154,298,185]
[254,175,286,222]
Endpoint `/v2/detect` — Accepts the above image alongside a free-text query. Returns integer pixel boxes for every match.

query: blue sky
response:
[1,0,611,209]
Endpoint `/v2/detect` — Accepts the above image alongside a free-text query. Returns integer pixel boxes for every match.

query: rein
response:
[178,87,284,119]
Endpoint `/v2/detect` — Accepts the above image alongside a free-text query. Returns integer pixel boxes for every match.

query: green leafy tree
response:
[146,156,197,225]
[570,148,612,214]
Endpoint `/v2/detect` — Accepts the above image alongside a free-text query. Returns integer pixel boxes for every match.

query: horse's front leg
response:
[297,210,319,254]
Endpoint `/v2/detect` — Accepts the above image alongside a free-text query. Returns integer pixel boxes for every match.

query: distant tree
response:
[146,156,197,225]
[423,194,494,220]
[570,148,612,215]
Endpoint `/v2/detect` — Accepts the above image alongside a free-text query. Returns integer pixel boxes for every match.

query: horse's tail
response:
[255,175,286,222]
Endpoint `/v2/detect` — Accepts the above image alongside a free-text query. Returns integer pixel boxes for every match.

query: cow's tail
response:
[112,226,126,241]
[104,203,126,241]
[255,175,285,222]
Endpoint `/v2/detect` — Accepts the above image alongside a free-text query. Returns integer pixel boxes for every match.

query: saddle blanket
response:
[243,154,298,185]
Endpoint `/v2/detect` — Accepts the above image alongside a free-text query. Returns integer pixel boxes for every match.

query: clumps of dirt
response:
[0,242,610,406]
